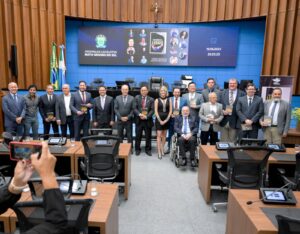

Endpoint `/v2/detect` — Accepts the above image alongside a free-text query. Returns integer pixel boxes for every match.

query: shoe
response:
[164,148,170,155]
[181,158,187,166]
[161,150,165,156]
[135,150,141,156]
[191,159,197,167]
[158,153,162,160]
[145,151,152,156]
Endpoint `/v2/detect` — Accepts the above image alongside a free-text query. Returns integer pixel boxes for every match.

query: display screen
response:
[49,138,60,143]
[11,144,42,160]
[264,191,286,201]
[267,144,280,150]
[78,26,238,67]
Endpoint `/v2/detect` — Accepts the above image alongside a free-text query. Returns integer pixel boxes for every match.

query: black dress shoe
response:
[191,159,197,167]
[145,151,152,156]
[181,158,187,166]
[135,150,141,156]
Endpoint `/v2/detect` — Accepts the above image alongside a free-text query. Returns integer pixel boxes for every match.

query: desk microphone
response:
[246,182,294,205]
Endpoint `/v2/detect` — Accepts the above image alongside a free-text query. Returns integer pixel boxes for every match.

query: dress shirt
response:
[229,89,237,103]
[189,93,195,101]
[173,97,180,109]
[247,96,253,106]
[268,100,280,125]
[209,102,217,114]
[181,116,191,134]
[47,94,53,102]
[64,94,72,116]
[100,95,106,109]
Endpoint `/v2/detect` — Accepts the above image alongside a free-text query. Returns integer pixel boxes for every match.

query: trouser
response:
[60,116,74,138]
[117,120,132,143]
[178,136,196,160]
[220,122,237,143]
[135,121,152,151]
[5,123,24,137]
[24,116,39,139]
[74,118,90,141]
[43,121,59,139]
[264,127,282,144]
[240,126,259,139]
[167,118,175,149]
[201,125,218,145]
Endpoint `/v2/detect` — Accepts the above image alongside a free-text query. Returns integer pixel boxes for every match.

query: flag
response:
[50,43,59,90]
[58,44,66,87]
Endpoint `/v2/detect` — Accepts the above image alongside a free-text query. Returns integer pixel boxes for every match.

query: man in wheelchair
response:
[174,106,199,167]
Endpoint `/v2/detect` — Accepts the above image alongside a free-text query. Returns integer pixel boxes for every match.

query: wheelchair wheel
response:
[175,157,180,168]
[170,135,177,161]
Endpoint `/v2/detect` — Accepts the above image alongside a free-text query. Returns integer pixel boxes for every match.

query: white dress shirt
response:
[268,100,280,125]
[181,116,191,134]
[64,94,72,116]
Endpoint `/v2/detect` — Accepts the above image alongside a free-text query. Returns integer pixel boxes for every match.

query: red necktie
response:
[142,96,146,108]
[82,91,86,103]
[175,98,178,109]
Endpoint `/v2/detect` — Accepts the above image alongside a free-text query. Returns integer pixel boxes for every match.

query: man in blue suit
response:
[70,81,93,141]
[2,82,26,136]
[166,87,187,154]
[174,106,199,167]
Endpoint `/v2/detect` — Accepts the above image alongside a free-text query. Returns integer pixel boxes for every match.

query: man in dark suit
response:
[92,85,114,130]
[114,84,135,145]
[70,81,93,141]
[39,84,59,139]
[174,106,199,167]
[134,86,154,156]
[201,77,221,102]
[56,84,74,138]
[2,82,26,136]
[236,83,264,139]
[260,88,291,144]
[166,87,187,153]
[220,78,245,142]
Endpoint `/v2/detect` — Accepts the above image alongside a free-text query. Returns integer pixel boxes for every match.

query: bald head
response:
[209,92,217,104]
[181,106,190,117]
[62,84,70,95]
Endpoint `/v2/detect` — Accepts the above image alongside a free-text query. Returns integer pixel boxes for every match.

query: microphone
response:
[246,182,294,205]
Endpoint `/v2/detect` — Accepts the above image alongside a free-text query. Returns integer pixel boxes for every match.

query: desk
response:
[282,128,300,144]
[74,143,131,200]
[226,189,300,234]
[198,145,296,203]
[9,183,119,234]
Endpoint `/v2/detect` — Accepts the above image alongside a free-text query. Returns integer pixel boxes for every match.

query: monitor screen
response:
[263,190,287,201]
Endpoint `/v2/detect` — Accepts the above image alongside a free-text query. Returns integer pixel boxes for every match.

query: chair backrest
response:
[276,214,300,234]
[239,138,266,146]
[81,135,121,182]
[227,146,273,189]
[12,198,93,234]
[149,77,163,91]
[295,153,300,190]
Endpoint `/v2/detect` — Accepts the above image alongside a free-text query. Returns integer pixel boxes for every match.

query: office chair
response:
[149,77,163,91]
[277,153,300,191]
[276,214,300,234]
[238,138,267,146]
[212,146,274,212]
[12,198,93,234]
[0,165,10,187]
[80,135,121,182]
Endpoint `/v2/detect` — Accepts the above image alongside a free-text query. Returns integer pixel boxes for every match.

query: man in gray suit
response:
[114,84,135,145]
[2,82,26,136]
[56,84,74,138]
[236,83,264,139]
[260,88,291,144]
[182,82,204,120]
[70,81,93,141]
[220,78,245,142]
[201,78,221,103]
[199,92,224,145]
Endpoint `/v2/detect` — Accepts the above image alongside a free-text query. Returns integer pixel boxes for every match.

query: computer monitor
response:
[115,81,130,90]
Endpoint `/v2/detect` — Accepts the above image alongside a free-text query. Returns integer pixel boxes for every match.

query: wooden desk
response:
[74,143,131,200]
[9,184,118,234]
[282,128,300,144]
[198,145,296,203]
[226,189,300,234]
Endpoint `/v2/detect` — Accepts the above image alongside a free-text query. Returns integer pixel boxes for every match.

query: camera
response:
[9,142,42,161]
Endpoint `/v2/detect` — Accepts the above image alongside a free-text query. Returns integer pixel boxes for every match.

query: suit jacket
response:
[70,91,93,120]
[261,99,291,135]
[236,95,264,128]
[219,89,246,128]
[201,88,221,103]
[114,95,135,121]
[174,115,199,136]
[2,93,26,128]
[39,94,58,122]
[169,96,187,113]
[199,102,224,131]
[92,95,114,124]
[182,92,204,117]
[134,95,154,126]
[55,94,73,125]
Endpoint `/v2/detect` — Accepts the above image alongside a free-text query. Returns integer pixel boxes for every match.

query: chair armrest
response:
[277,168,286,175]
[214,163,229,185]
[215,163,223,170]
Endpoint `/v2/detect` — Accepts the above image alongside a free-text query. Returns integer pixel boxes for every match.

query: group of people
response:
[2,78,291,166]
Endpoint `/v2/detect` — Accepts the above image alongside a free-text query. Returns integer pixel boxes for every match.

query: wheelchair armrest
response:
[214,164,229,185]
[0,165,10,172]
[277,168,286,175]
[80,161,86,172]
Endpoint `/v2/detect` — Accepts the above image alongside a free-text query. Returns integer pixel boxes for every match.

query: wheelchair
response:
[170,133,201,168]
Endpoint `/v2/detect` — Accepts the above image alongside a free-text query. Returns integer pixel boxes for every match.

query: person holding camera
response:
[0,142,67,233]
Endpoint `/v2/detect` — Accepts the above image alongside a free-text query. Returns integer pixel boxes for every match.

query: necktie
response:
[101,96,105,109]
[142,96,146,108]
[81,92,86,103]
[175,98,178,109]
[123,96,127,105]
[49,95,52,102]
[270,101,278,124]
[229,91,234,105]
[248,97,252,106]
[13,94,18,103]
[183,117,188,134]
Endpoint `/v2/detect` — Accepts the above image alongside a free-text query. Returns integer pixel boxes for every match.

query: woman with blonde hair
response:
[154,86,172,159]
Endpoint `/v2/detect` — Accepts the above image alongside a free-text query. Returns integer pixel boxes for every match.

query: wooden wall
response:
[0,0,299,94]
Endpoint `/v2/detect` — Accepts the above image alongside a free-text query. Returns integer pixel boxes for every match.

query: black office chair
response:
[212,146,274,212]
[238,138,266,146]
[0,165,10,187]
[12,198,93,234]
[149,77,163,91]
[277,153,300,191]
[80,135,121,182]
[276,214,300,234]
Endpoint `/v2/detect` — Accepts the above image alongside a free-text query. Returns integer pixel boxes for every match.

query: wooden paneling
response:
[0,0,299,94]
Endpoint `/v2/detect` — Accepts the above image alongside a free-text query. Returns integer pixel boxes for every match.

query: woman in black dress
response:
[154,86,172,159]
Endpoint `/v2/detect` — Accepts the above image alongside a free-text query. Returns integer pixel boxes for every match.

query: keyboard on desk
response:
[49,146,69,154]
